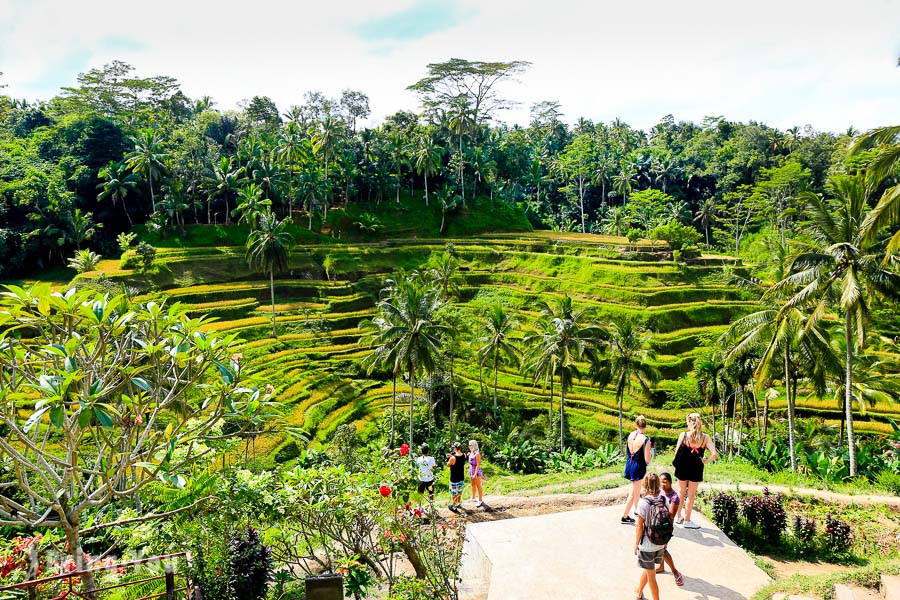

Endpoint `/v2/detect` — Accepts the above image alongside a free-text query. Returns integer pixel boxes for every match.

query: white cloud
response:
[1,0,898,132]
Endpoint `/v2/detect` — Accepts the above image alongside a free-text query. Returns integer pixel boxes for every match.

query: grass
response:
[750,559,900,600]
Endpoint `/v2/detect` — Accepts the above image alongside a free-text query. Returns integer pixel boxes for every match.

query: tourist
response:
[656,473,685,586]
[468,439,484,507]
[672,412,718,529]
[621,415,652,524]
[447,442,465,512]
[634,473,670,600]
[416,444,437,501]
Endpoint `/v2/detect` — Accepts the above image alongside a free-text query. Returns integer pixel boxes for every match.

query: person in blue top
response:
[621,415,652,524]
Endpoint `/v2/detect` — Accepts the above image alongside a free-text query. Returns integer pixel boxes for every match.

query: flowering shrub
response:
[229,526,272,600]
[791,515,817,555]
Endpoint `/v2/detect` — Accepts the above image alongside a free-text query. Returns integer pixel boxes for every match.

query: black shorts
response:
[417,480,435,495]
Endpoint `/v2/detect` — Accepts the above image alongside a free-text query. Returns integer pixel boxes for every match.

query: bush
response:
[740,489,786,544]
[135,242,157,273]
[741,439,790,473]
[710,491,739,535]
[494,434,547,474]
[67,249,102,273]
[823,514,853,557]
[650,222,701,251]
[791,515,818,556]
[875,470,900,495]
[228,526,272,600]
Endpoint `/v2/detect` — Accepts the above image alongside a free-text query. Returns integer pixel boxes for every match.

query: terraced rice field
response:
[83,233,900,462]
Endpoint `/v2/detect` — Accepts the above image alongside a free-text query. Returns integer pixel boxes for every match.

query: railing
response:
[0,552,189,600]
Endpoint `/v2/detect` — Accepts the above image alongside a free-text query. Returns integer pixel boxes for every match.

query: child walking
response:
[634,473,673,600]
[657,473,684,586]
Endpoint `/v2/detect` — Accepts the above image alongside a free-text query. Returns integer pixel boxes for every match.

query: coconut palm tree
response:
[276,123,307,218]
[415,133,443,207]
[360,315,402,446]
[97,161,138,226]
[849,125,900,259]
[694,197,718,250]
[426,254,460,301]
[476,304,521,414]
[233,183,271,228]
[525,296,602,452]
[449,100,474,205]
[246,211,294,338]
[612,160,638,206]
[693,354,726,444]
[372,276,449,448]
[205,156,244,224]
[777,175,900,475]
[590,322,658,452]
[125,129,168,213]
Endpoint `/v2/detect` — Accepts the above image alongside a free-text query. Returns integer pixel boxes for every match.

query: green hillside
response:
[68,231,900,465]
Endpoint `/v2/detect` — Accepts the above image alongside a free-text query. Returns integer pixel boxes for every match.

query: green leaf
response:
[213,360,234,384]
[94,406,113,428]
[63,357,77,373]
[44,344,67,358]
[49,405,65,427]
[131,377,151,392]
[78,406,94,428]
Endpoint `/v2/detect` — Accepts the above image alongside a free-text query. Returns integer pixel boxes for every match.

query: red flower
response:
[399,444,410,456]
[414,508,423,518]
[379,485,392,497]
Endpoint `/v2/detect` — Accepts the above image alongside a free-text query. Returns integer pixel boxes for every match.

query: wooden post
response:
[165,564,175,600]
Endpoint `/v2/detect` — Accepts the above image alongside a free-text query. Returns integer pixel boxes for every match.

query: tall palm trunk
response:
[458,135,465,206]
[149,178,156,214]
[449,353,455,432]
[763,392,769,438]
[424,171,429,207]
[737,386,745,455]
[845,315,857,477]
[270,270,277,338]
[390,375,397,447]
[617,384,625,453]
[710,393,717,446]
[785,351,797,471]
[559,384,566,453]
[492,352,499,414]
[409,366,416,449]
[549,376,554,440]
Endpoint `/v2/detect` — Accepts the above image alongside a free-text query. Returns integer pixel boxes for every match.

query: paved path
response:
[459,504,772,600]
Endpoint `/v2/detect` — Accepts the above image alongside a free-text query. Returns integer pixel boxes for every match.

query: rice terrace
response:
[2,7,900,599]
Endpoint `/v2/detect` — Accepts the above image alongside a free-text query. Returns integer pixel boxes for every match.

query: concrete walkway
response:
[459,505,772,600]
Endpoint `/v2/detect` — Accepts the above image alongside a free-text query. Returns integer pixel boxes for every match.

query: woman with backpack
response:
[621,415,652,524]
[672,412,718,529]
[633,473,674,600]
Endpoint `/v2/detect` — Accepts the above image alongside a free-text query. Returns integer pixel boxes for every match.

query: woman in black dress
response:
[673,412,718,529]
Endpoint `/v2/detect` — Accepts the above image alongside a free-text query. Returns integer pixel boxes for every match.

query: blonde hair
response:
[635,415,647,429]
[468,439,480,453]
[686,412,704,446]
[642,472,660,497]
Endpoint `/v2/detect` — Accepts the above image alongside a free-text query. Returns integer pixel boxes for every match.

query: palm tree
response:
[246,211,294,338]
[694,197,718,250]
[97,161,138,226]
[849,125,900,259]
[415,133,443,207]
[694,354,726,444]
[427,254,460,300]
[612,161,638,206]
[277,123,305,218]
[205,156,243,224]
[371,277,449,449]
[233,183,271,228]
[776,175,900,475]
[476,304,521,414]
[590,322,658,452]
[525,296,602,452]
[388,130,409,203]
[125,129,168,213]
[360,314,402,446]
[449,100,474,205]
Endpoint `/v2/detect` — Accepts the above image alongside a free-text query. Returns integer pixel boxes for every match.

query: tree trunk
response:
[122,195,134,226]
[737,386,745,455]
[62,523,98,598]
[409,367,416,449]
[845,315,857,477]
[785,351,797,472]
[559,384,566,453]
[449,353,455,432]
[459,135,465,207]
[270,270,277,338]
[752,387,760,441]
[493,353,499,415]
[390,375,397,447]
[424,172,429,207]
[763,391,769,439]
[617,386,625,453]
[549,377,554,440]
[710,394,717,447]
[149,178,156,214]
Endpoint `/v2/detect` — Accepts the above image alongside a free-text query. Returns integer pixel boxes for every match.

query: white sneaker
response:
[475,500,484,507]
[676,517,684,524]
[683,520,701,529]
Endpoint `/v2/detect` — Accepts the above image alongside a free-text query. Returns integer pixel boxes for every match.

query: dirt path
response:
[454,478,900,523]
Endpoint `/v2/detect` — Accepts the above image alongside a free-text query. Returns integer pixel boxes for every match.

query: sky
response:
[1,0,899,133]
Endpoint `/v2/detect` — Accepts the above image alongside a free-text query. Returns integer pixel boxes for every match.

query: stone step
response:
[835,583,885,600]
[883,574,900,600]
[772,594,819,600]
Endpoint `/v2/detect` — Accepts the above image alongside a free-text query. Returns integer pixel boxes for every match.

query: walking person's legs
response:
[622,480,640,521]
[676,479,688,523]
[636,567,660,600]
[684,480,700,523]
[474,476,483,502]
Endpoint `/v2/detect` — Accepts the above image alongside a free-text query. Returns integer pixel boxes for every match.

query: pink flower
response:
[379,485,392,498]
[230,353,243,363]
[265,384,275,394]
[399,443,409,456]
[134,415,143,425]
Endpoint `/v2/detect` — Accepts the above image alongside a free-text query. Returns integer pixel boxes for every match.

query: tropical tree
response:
[612,160,638,206]
[246,210,294,337]
[69,208,100,250]
[694,197,718,249]
[233,183,272,228]
[414,132,443,206]
[369,277,449,448]
[97,161,138,225]
[276,122,307,217]
[125,128,168,213]
[426,254,460,300]
[205,156,244,224]
[850,125,900,258]
[693,354,726,443]
[475,304,521,414]
[776,175,900,475]
[590,322,658,452]
[525,296,602,452]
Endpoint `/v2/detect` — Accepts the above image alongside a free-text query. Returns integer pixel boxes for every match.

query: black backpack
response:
[644,495,674,545]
